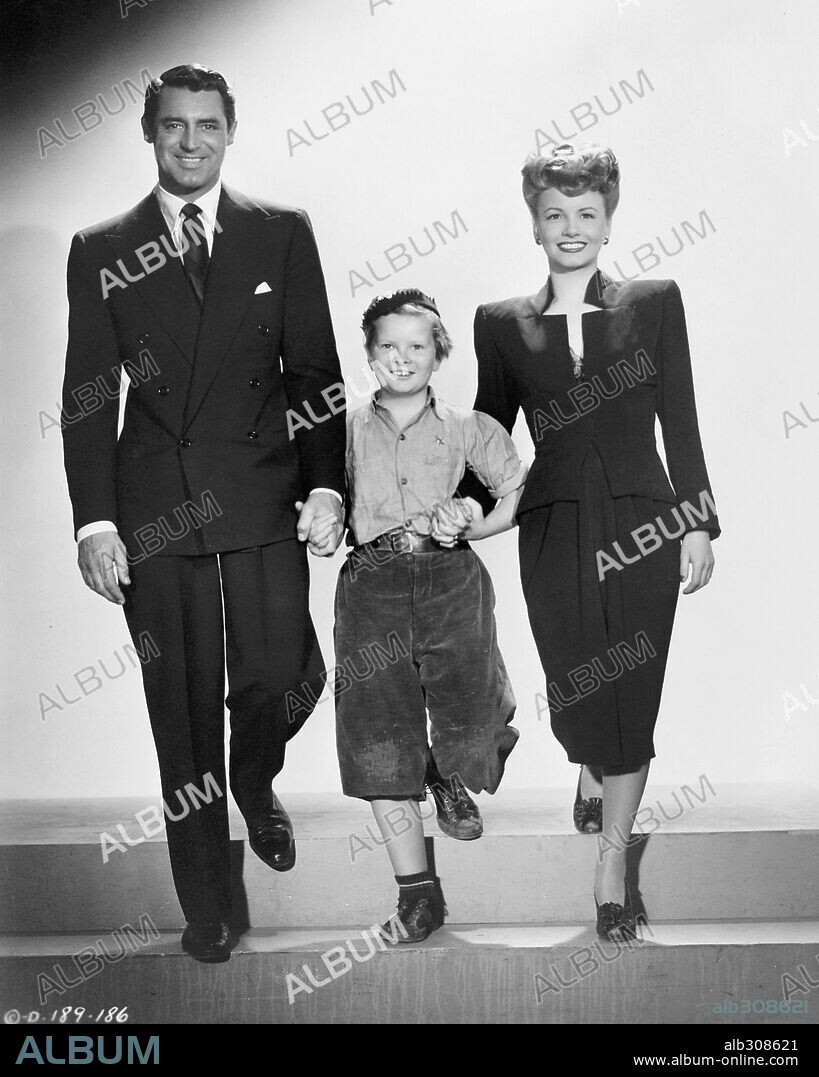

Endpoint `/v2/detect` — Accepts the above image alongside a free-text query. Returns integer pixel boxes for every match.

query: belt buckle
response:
[390,529,414,554]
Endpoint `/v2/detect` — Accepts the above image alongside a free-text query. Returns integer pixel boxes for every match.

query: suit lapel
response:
[522,282,551,318]
[586,271,638,375]
[182,187,280,428]
[104,194,200,365]
[514,270,630,372]
[523,269,612,316]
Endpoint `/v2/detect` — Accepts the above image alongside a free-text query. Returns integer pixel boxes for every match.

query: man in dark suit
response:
[62,65,345,963]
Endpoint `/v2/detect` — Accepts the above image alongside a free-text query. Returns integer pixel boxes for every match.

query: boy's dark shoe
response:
[379,878,447,944]
[247,792,296,872]
[181,920,233,963]
[426,755,483,840]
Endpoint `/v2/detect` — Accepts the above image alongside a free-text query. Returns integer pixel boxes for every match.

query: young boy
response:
[309,288,527,942]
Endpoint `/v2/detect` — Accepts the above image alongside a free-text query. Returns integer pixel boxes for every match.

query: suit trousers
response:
[122,538,325,923]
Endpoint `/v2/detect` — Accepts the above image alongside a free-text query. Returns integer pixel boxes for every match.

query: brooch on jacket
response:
[569,346,584,381]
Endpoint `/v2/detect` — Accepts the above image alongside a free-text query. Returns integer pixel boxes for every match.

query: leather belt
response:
[354,527,469,556]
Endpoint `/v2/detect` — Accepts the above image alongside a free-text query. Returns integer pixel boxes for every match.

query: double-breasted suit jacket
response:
[62,185,345,554]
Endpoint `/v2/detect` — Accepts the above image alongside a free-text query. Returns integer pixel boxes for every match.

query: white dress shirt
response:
[76,182,340,543]
[155,179,222,258]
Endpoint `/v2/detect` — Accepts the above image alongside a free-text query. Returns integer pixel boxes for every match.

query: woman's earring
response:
[534,235,541,246]
[603,236,609,245]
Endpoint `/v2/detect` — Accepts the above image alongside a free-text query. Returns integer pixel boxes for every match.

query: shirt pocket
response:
[349,457,395,507]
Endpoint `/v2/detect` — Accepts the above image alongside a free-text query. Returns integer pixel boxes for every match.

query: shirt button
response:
[138,332,150,344]
[401,477,408,485]
[399,434,406,441]
[250,378,260,388]
[247,430,258,439]
[257,324,269,336]
[179,438,191,448]
[157,385,170,395]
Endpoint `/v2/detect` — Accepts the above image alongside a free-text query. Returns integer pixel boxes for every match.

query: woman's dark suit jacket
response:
[463,269,719,537]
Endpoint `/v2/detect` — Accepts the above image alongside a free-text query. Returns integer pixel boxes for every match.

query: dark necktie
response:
[180,202,210,306]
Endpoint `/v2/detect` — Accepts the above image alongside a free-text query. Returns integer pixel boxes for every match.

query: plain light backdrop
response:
[2,0,818,800]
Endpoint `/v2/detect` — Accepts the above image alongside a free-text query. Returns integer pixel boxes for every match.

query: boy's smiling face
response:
[367,312,442,398]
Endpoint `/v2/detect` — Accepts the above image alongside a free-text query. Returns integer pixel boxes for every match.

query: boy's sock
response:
[382,870,446,943]
[395,870,437,903]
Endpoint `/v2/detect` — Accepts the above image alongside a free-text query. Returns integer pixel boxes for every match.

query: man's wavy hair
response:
[521,143,620,218]
[142,64,236,136]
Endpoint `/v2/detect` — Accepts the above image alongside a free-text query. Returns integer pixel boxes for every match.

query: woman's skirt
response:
[518,444,681,772]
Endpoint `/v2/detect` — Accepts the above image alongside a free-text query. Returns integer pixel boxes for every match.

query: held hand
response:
[78,531,131,605]
[430,496,484,546]
[296,493,344,557]
[306,512,338,548]
[460,496,487,539]
[680,530,715,594]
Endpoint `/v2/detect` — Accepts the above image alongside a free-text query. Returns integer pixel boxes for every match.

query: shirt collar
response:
[367,385,443,423]
[541,268,608,312]
[155,180,222,232]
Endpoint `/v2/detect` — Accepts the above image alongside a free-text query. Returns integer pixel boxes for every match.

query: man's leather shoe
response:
[181,920,232,964]
[247,794,296,871]
[426,755,483,840]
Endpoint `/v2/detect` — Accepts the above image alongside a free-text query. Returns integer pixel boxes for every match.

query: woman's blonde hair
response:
[522,143,620,218]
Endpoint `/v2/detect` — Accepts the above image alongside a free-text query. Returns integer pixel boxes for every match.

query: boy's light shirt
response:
[345,386,524,547]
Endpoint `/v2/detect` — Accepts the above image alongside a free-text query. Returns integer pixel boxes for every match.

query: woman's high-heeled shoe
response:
[594,879,637,942]
[573,765,602,833]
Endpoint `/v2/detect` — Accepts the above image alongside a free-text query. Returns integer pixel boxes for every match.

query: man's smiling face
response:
[143,86,236,199]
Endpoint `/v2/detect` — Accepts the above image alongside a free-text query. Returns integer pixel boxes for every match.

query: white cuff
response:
[309,488,343,505]
[77,521,119,543]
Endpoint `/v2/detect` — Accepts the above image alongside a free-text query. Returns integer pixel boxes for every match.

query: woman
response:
[450,143,719,939]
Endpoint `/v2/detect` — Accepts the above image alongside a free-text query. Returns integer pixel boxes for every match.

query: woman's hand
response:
[680,530,714,594]
[430,497,484,546]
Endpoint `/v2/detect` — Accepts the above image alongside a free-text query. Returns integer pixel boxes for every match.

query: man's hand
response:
[78,531,131,605]
[430,496,484,547]
[296,492,344,557]
[680,530,715,594]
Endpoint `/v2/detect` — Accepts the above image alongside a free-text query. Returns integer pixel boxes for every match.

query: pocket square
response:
[254,282,272,295]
